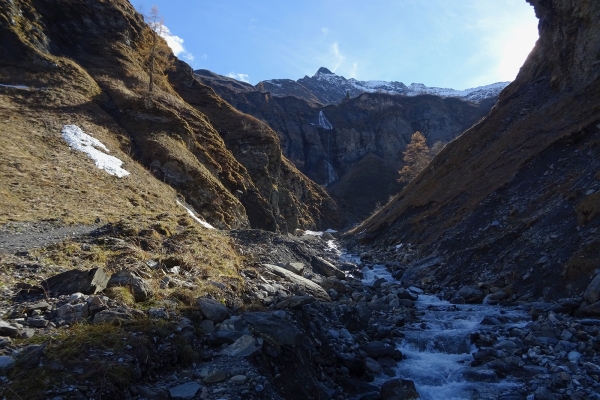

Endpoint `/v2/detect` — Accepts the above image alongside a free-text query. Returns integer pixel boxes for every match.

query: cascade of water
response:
[390,295,529,399]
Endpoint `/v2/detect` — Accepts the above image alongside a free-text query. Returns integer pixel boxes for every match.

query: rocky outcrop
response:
[0,0,342,232]
[353,0,600,301]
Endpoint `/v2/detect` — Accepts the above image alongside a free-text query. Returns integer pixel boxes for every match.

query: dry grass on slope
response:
[0,82,182,225]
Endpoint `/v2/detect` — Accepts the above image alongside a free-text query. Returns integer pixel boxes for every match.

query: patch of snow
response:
[318,110,333,130]
[176,200,215,229]
[0,83,31,90]
[61,125,130,178]
[304,230,323,236]
[325,228,337,233]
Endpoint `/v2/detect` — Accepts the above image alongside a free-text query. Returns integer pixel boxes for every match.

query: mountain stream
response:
[355,256,531,399]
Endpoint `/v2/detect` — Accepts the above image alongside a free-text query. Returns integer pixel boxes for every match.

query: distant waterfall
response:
[318,110,333,130]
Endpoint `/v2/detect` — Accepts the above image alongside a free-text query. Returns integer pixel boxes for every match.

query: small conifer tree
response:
[398,131,431,182]
[139,6,173,108]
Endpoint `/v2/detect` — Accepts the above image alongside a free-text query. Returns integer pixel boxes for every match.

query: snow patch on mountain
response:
[61,124,130,178]
[308,68,509,103]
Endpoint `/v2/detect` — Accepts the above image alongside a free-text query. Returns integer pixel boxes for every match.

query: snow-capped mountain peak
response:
[259,67,510,105]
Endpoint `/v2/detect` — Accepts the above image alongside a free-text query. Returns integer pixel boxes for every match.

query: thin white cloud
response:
[330,41,345,73]
[322,27,329,35]
[227,72,250,83]
[158,24,194,62]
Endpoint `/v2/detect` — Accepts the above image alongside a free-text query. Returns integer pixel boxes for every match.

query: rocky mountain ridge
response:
[254,66,509,105]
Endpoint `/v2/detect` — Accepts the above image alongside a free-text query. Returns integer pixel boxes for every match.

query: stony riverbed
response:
[1,225,600,399]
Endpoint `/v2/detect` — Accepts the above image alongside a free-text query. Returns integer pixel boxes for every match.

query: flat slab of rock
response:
[242,312,303,346]
[42,267,109,295]
[311,256,345,279]
[222,334,260,357]
[283,262,305,275]
[275,295,316,310]
[197,298,229,323]
[168,382,201,400]
[262,264,330,301]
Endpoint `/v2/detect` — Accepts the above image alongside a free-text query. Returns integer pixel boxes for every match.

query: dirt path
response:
[0,221,102,253]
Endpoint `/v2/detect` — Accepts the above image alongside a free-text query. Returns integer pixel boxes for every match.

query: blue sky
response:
[134,1,539,90]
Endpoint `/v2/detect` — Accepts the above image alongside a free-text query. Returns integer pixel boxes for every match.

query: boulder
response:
[197,298,229,323]
[0,355,15,370]
[168,382,201,400]
[242,312,303,346]
[311,256,345,279]
[455,285,484,304]
[361,341,403,360]
[283,262,305,275]
[222,334,260,357]
[42,267,109,295]
[275,295,315,310]
[379,378,420,400]
[584,274,600,304]
[0,321,19,337]
[207,330,244,346]
[57,303,89,322]
[107,270,152,302]
[262,264,330,301]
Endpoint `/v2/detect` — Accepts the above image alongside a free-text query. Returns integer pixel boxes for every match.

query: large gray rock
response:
[222,334,260,357]
[242,312,303,346]
[275,295,315,310]
[42,267,109,295]
[0,320,19,337]
[283,262,305,275]
[57,303,89,322]
[361,341,403,360]
[454,285,484,304]
[107,270,152,302]
[0,355,15,370]
[311,256,345,279]
[197,298,229,323]
[584,274,600,304]
[379,378,420,400]
[168,382,201,400]
[262,264,330,301]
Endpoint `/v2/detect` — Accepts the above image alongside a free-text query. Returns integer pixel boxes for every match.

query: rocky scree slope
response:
[197,69,495,220]
[352,0,600,303]
[0,0,343,232]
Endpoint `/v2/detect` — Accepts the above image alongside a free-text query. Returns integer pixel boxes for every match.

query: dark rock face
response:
[42,268,109,295]
[354,0,600,301]
[379,378,420,400]
[198,70,494,219]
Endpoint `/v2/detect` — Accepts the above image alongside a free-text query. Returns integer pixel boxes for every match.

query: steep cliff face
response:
[354,0,600,301]
[196,72,493,218]
[0,0,343,231]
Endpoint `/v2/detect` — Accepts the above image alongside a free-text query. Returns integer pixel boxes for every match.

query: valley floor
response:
[0,220,599,400]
